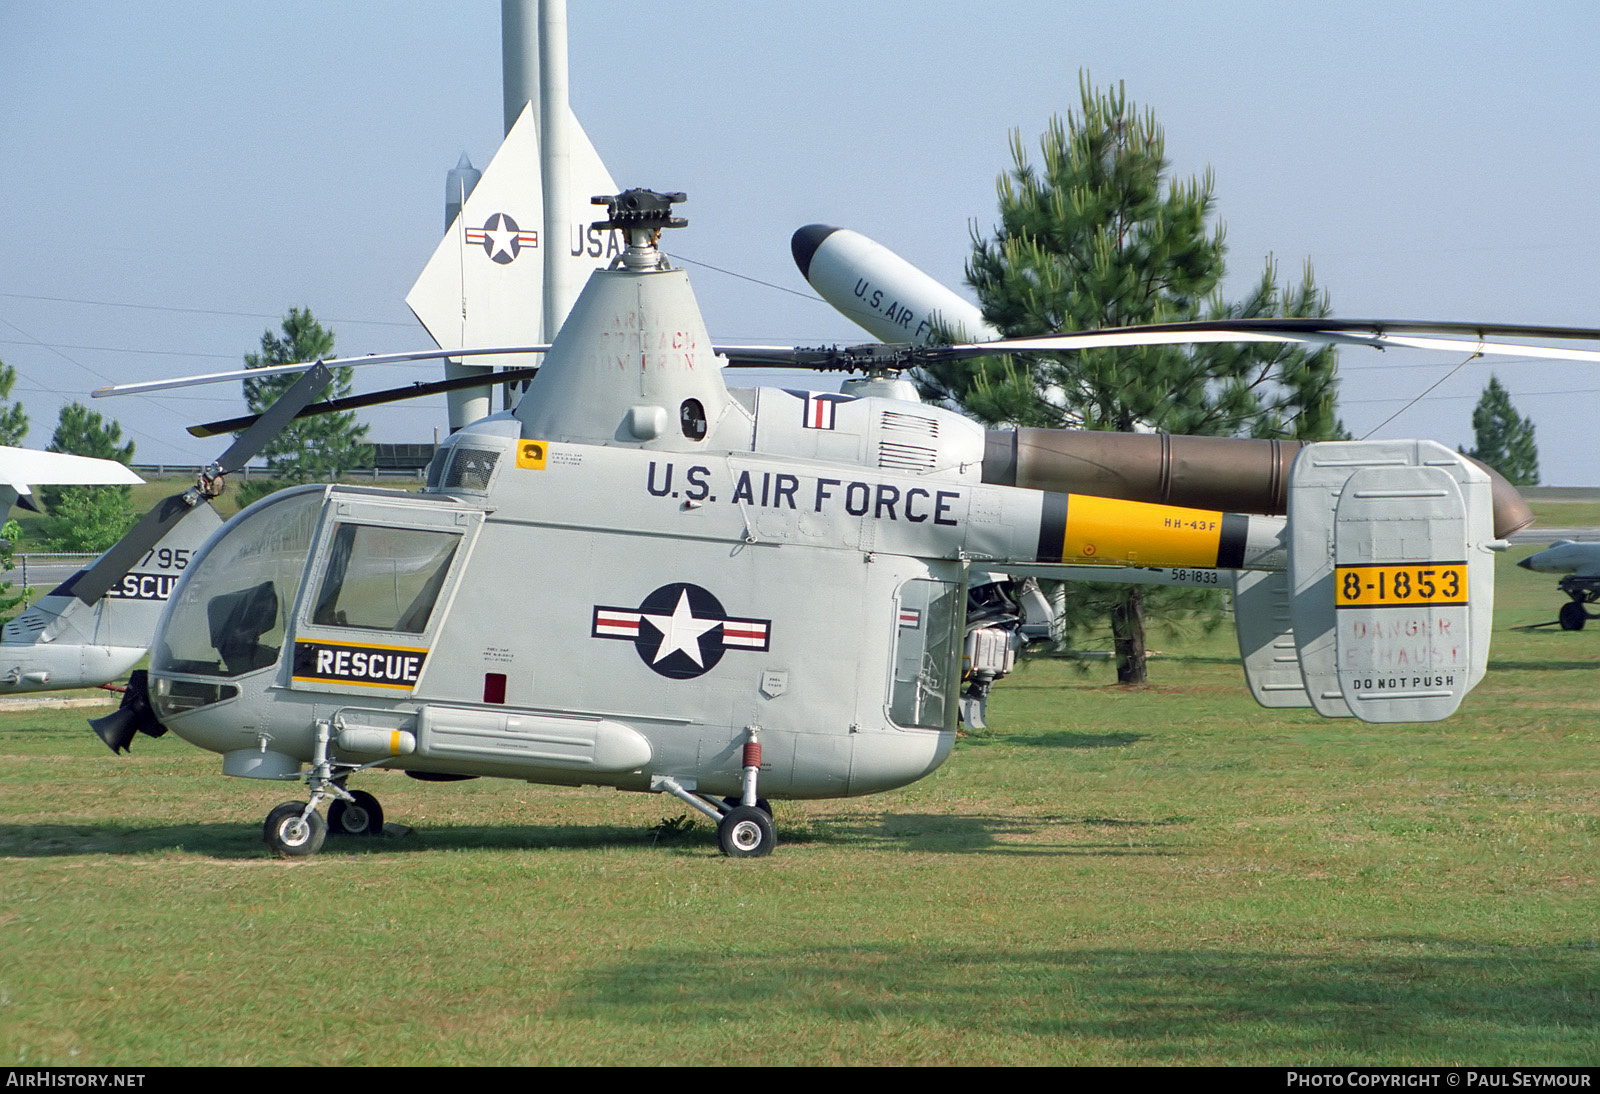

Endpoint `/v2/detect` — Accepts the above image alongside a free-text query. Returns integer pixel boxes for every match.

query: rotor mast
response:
[514,190,730,450]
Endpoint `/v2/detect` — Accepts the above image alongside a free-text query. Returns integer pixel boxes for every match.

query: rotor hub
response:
[592,189,687,270]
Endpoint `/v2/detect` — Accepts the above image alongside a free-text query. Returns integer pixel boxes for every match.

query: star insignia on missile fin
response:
[465,212,530,264]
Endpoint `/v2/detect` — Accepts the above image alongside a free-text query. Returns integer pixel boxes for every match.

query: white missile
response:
[1518,540,1600,575]
[791,224,999,345]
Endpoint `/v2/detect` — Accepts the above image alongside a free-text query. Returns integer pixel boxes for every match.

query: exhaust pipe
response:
[90,670,167,754]
[983,428,1533,539]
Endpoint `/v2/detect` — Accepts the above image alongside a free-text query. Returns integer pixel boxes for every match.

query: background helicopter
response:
[0,447,221,694]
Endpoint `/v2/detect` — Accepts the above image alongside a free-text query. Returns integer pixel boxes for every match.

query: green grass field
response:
[0,545,1595,1065]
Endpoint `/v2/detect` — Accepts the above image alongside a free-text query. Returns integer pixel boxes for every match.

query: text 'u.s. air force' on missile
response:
[645,461,960,526]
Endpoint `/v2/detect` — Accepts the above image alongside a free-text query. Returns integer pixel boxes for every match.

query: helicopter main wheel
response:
[721,795,771,817]
[328,790,384,837]
[1559,601,1588,631]
[717,805,776,858]
[264,802,326,858]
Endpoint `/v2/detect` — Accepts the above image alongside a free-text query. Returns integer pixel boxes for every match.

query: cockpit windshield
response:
[152,488,323,678]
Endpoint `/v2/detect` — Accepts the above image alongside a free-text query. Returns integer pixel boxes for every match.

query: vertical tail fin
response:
[405,104,620,429]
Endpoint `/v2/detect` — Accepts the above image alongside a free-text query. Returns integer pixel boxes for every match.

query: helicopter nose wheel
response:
[328,790,385,837]
[264,802,327,857]
[717,805,776,857]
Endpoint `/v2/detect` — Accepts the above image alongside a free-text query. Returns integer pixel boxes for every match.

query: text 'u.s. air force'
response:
[645,462,959,526]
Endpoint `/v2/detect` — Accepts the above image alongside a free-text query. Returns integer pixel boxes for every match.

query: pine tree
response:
[0,361,28,448]
[0,364,28,614]
[942,78,1347,683]
[41,402,136,552]
[1463,374,1538,486]
[238,308,368,505]
[0,519,26,620]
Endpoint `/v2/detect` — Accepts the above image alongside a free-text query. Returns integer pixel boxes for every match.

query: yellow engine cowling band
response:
[1036,492,1265,569]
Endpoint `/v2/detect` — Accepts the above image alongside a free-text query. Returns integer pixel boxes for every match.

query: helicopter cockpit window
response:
[423,447,449,490]
[311,524,460,634]
[887,578,961,730]
[441,447,500,492]
[152,488,322,679]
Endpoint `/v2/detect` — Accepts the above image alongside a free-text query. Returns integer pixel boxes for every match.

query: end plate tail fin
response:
[1286,440,1495,724]
[1233,569,1316,710]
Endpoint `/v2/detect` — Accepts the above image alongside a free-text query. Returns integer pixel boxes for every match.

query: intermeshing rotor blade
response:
[92,345,555,398]
[98,319,1600,401]
[719,319,1600,370]
[212,362,333,474]
[71,363,339,606]
[189,365,543,438]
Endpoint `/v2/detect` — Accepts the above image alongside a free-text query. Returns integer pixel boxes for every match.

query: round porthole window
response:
[680,398,707,440]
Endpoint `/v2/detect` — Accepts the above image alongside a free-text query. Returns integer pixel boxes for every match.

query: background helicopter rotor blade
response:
[208,362,334,473]
[68,363,336,605]
[66,493,202,605]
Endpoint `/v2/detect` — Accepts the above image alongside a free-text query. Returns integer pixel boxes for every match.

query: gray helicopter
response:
[87,189,1600,857]
[0,447,220,694]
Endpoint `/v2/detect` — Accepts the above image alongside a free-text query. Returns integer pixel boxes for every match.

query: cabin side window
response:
[887,578,961,730]
[311,524,461,634]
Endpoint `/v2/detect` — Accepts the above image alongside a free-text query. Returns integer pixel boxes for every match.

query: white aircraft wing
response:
[0,447,142,509]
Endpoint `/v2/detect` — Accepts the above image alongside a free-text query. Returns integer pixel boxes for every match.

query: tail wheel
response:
[717,804,776,858]
[329,790,384,837]
[1560,601,1587,631]
[264,802,327,857]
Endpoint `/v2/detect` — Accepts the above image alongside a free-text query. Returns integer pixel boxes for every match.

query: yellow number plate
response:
[1334,563,1467,608]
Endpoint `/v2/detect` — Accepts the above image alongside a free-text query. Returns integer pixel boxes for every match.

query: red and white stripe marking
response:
[593,609,641,638]
[721,620,769,649]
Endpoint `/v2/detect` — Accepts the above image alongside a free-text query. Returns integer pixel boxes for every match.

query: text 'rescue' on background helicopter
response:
[83,184,1600,858]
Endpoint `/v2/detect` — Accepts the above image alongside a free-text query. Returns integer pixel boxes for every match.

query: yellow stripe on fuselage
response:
[1059,494,1227,566]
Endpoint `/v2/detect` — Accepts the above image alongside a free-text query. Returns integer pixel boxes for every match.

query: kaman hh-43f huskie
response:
[85,189,1600,858]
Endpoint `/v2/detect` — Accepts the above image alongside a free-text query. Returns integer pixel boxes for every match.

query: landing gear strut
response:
[260,719,388,857]
[654,728,777,857]
[1557,576,1599,630]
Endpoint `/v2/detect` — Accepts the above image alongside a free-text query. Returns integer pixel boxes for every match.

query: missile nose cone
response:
[791,224,840,281]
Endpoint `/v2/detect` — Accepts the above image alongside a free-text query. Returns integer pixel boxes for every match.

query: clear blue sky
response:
[3,1,1597,481]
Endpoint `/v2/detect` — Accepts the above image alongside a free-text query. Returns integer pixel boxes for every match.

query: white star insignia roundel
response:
[591,583,771,679]
[641,589,719,666]
[464,212,537,264]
